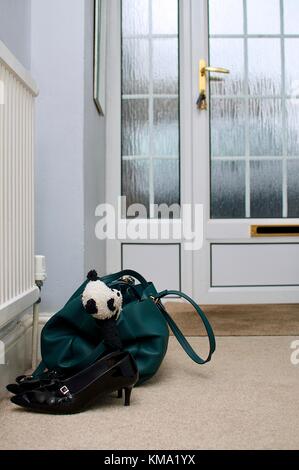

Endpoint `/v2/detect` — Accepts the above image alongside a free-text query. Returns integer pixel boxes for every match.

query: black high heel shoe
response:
[6,351,120,395]
[10,351,138,414]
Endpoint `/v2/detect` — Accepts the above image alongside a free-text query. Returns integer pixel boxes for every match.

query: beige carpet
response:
[166,303,299,336]
[1,336,299,450]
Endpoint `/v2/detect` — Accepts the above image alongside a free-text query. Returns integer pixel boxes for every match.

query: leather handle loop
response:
[101,269,148,287]
[155,290,216,364]
[109,280,142,300]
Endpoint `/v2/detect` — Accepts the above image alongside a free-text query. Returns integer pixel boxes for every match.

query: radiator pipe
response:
[32,256,47,370]
[32,301,39,370]
[31,280,43,370]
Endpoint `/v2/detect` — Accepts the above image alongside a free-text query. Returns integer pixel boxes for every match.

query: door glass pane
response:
[121,0,180,218]
[247,0,280,34]
[249,99,282,156]
[122,99,149,156]
[286,99,299,156]
[209,38,244,96]
[248,39,281,96]
[250,161,282,218]
[153,98,179,156]
[153,159,180,208]
[209,0,244,35]
[122,160,150,217]
[122,0,149,36]
[287,160,299,217]
[153,39,178,94]
[211,161,246,218]
[284,0,299,35]
[122,39,149,94]
[209,0,299,218]
[152,0,178,34]
[210,98,245,157]
[285,39,299,96]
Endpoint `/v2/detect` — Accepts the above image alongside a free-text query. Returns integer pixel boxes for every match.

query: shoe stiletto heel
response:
[117,389,122,398]
[124,387,132,406]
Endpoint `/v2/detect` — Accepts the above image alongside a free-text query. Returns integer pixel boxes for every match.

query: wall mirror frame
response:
[94,0,107,115]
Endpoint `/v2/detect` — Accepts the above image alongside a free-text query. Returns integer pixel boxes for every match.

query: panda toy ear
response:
[85,299,98,314]
[87,270,98,281]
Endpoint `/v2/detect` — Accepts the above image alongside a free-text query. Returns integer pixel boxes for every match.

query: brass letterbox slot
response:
[251,225,299,237]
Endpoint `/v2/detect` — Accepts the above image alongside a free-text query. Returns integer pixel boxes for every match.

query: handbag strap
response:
[101,269,148,287]
[155,290,216,364]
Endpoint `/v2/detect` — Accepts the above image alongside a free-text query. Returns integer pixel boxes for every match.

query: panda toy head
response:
[82,270,122,321]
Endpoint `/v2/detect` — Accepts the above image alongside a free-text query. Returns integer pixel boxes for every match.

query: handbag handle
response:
[109,280,142,300]
[101,269,148,287]
[155,290,216,364]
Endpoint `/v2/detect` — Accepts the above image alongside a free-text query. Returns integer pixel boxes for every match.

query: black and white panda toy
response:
[82,270,123,352]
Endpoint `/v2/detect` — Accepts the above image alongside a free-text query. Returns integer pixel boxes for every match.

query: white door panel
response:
[122,243,181,291]
[211,243,299,287]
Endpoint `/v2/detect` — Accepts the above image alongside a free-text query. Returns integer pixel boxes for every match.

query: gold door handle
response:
[197,59,230,110]
[202,65,230,75]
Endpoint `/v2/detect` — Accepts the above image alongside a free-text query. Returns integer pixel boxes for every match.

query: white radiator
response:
[0,41,39,329]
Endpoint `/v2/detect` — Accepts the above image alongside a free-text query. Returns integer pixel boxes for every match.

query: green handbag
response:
[33,270,216,384]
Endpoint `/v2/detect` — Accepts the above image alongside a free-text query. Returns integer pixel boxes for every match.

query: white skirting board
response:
[0,312,52,400]
[0,312,33,400]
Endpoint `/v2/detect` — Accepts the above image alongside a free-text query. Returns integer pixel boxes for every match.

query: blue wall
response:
[31,0,106,312]
[0,0,31,68]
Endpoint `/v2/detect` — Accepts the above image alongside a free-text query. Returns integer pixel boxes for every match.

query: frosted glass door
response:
[121,0,180,218]
[209,0,299,218]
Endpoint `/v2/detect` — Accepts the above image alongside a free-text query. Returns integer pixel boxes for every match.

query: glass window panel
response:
[209,0,299,219]
[121,0,180,217]
[284,0,299,35]
[250,160,282,218]
[153,38,178,94]
[122,99,149,156]
[287,160,299,217]
[210,99,245,157]
[122,160,150,217]
[286,99,299,156]
[211,161,246,218]
[122,0,149,36]
[209,0,243,35]
[247,0,280,34]
[153,159,180,209]
[152,0,178,35]
[153,98,179,156]
[285,39,299,97]
[122,39,149,94]
[209,39,244,96]
[249,99,282,156]
[248,39,281,96]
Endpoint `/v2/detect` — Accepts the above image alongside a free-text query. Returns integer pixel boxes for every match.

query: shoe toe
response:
[10,394,30,408]
[6,384,20,394]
